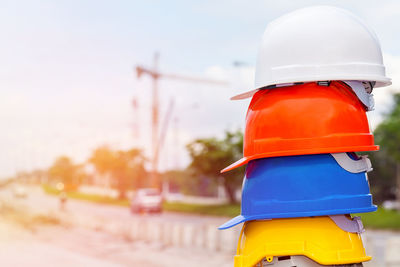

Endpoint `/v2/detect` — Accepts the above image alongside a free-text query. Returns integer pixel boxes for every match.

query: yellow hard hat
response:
[234,216,371,267]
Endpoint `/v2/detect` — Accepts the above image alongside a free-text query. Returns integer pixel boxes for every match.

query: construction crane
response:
[135,52,229,189]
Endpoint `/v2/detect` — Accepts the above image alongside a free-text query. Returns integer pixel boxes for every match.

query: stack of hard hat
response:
[219,6,391,267]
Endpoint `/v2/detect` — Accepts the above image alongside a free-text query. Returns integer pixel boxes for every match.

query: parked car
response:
[130,188,162,213]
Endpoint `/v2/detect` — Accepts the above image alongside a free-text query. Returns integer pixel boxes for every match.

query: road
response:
[0,219,231,267]
[0,185,235,266]
[0,185,228,226]
[1,185,400,266]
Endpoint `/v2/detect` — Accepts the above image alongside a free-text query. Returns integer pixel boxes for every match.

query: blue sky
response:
[1,0,400,178]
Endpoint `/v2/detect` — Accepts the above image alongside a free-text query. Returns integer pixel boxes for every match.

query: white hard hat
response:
[232,6,391,100]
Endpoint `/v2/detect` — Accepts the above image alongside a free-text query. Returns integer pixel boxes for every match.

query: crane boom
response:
[136,66,229,86]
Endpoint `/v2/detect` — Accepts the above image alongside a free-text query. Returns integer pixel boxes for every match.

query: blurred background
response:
[1,1,400,266]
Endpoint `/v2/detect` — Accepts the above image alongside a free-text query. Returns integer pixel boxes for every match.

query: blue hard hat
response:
[219,153,376,230]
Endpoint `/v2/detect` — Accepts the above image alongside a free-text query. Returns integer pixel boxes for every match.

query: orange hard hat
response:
[222,81,378,173]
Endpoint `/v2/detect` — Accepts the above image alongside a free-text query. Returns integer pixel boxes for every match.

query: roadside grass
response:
[42,184,60,195]
[41,185,400,229]
[41,184,240,217]
[42,184,129,206]
[356,208,400,230]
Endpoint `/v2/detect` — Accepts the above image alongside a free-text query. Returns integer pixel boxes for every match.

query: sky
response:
[1,0,400,178]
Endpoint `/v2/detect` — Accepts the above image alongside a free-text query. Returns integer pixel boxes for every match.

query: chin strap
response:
[331,153,373,173]
[329,215,365,233]
[344,80,375,111]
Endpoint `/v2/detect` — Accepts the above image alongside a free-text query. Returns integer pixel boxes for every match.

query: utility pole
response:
[132,97,139,139]
[136,53,161,188]
[151,53,160,189]
[135,52,229,189]
[173,116,179,169]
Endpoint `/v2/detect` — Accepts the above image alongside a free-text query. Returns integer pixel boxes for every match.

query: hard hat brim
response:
[218,206,377,230]
[218,215,246,230]
[230,89,259,100]
[221,145,379,173]
[231,77,392,100]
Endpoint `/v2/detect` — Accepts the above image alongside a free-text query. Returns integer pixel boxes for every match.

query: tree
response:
[366,150,397,203]
[186,129,244,203]
[89,146,146,199]
[48,156,85,191]
[162,169,189,194]
[374,93,400,202]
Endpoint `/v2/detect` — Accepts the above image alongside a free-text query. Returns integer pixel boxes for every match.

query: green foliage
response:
[162,169,197,195]
[42,184,129,206]
[366,151,397,203]
[370,93,400,202]
[186,129,244,203]
[42,184,59,195]
[356,208,400,230]
[375,94,400,161]
[89,146,147,199]
[47,156,85,190]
